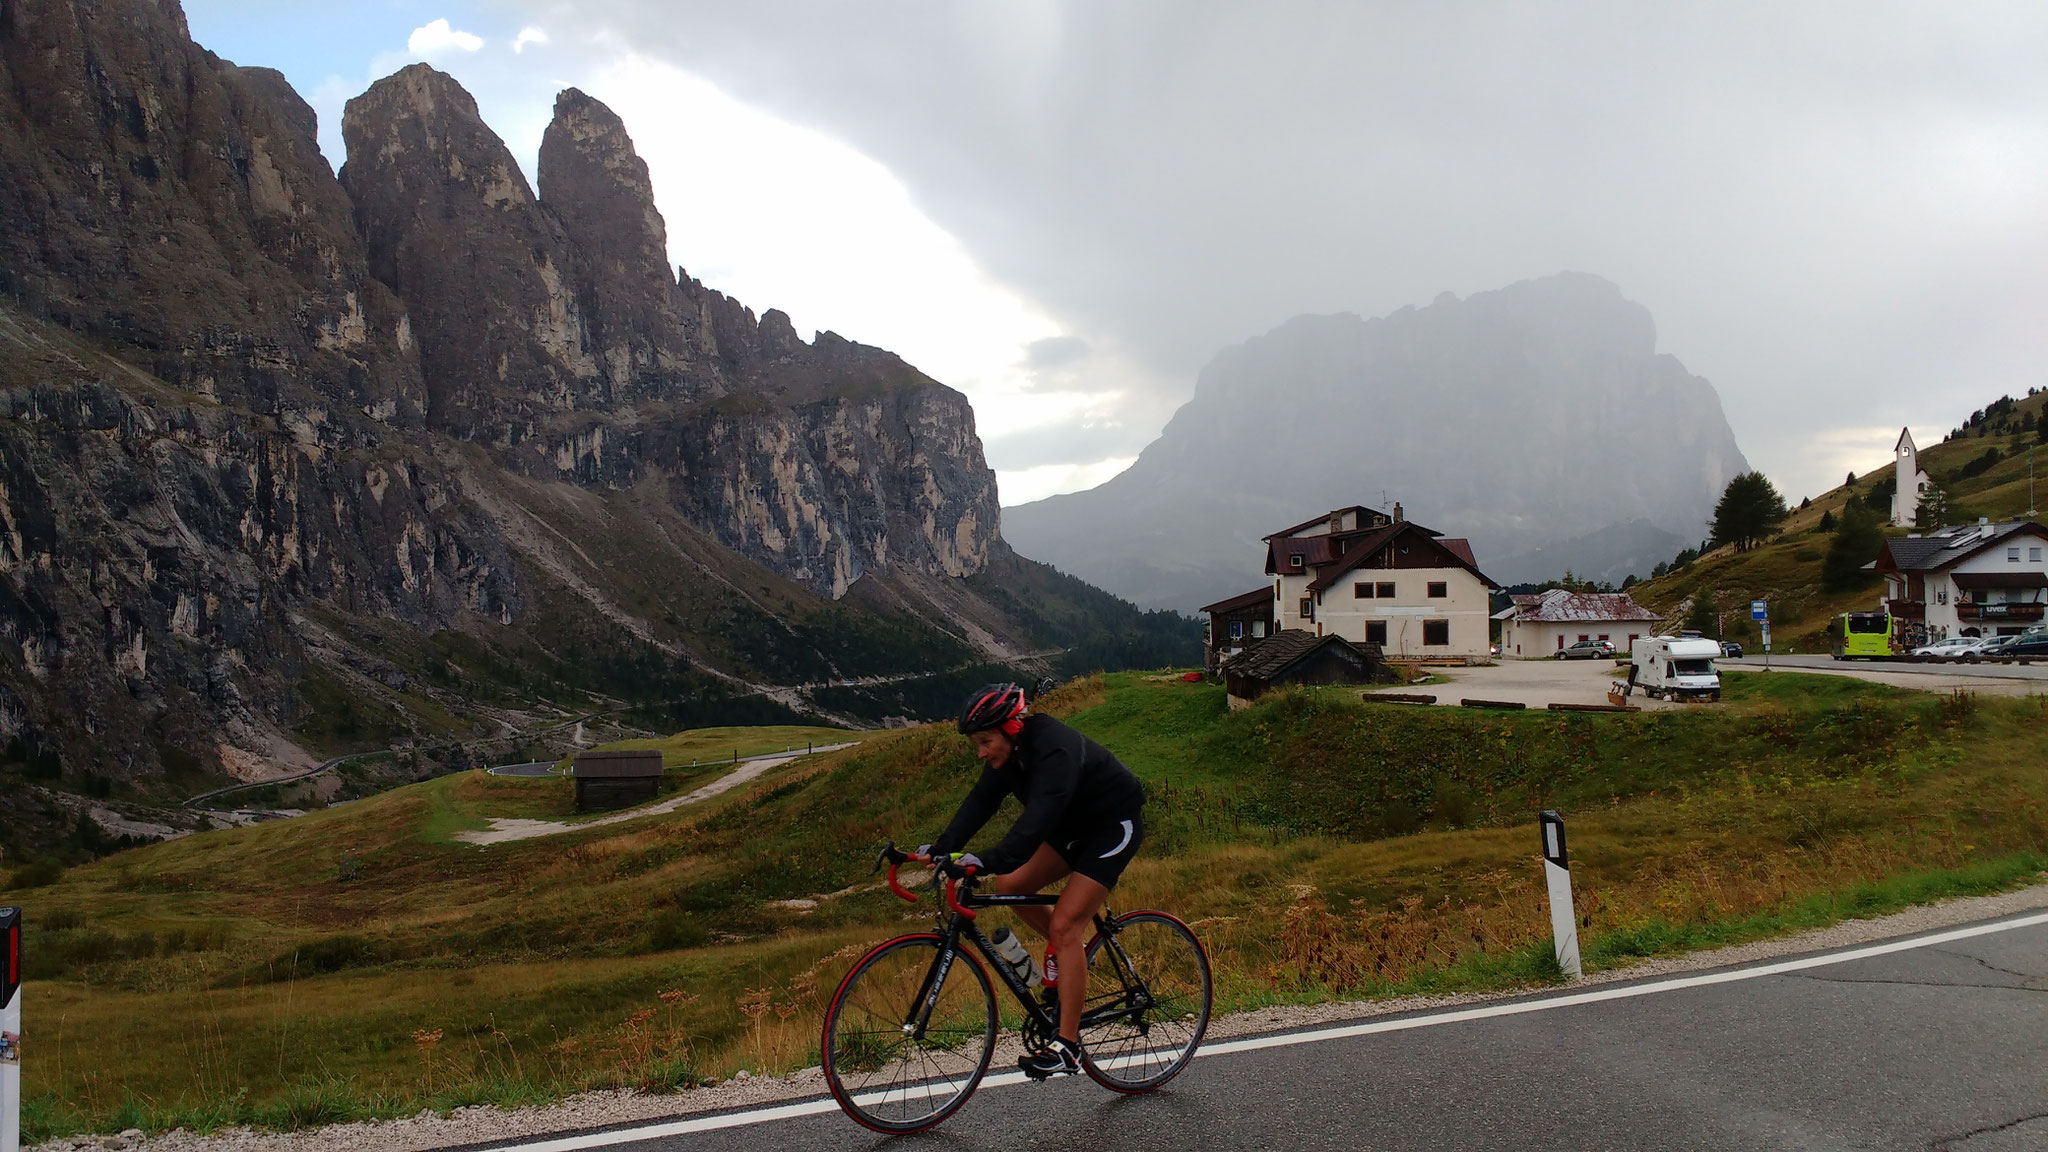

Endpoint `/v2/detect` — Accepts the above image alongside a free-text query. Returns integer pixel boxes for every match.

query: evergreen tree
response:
[1823,502,1885,592]
[1918,481,1957,527]
[1845,471,1857,488]
[1711,471,1790,552]
[1683,589,1722,638]
[1817,509,1837,533]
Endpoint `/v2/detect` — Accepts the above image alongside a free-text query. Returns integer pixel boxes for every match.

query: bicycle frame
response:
[883,851,1155,1045]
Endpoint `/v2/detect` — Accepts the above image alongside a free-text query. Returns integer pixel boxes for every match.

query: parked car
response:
[2008,632,2048,658]
[1973,634,2020,658]
[1913,636,1986,658]
[1557,639,1617,660]
[1720,641,1744,659]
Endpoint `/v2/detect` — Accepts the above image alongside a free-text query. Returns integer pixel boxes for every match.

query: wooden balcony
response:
[1886,599,1925,620]
[1957,601,2045,622]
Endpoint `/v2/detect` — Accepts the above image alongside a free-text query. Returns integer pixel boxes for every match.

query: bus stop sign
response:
[1751,600,1767,621]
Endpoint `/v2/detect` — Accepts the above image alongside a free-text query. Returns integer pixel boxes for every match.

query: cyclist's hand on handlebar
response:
[936,852,983,878]
[912,843,935,863]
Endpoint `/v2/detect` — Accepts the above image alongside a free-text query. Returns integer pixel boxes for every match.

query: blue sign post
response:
[1752,600,1770,670]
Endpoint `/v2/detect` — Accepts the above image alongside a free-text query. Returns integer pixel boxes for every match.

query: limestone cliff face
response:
[0,0,1008,787]
[338,64,998,596]
[0,0,424,424]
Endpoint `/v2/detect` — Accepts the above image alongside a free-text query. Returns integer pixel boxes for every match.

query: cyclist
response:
[917,682,1145,1079]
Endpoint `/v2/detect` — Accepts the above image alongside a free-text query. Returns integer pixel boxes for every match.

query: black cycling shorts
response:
[1054,812,1144,889]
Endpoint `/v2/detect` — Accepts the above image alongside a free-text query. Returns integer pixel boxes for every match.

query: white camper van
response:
[1630,636,1723,702]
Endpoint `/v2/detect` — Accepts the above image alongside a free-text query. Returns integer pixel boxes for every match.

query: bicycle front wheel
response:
[1078,910,1212,1093]
[821,934,997,1133]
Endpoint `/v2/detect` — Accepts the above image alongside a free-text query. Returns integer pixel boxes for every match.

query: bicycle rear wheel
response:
[1078,910,1212,1092]
[821,934,997,1133]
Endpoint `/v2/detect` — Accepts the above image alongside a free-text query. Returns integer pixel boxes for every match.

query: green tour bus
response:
[1830,611,1893,659]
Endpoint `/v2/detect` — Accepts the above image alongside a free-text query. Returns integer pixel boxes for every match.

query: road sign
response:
[1751,600,1767,621]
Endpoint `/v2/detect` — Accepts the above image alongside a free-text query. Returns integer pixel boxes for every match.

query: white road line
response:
[477,910,2048,1151]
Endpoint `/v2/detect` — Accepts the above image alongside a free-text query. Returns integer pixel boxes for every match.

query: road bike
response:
[819,842,1213,1133]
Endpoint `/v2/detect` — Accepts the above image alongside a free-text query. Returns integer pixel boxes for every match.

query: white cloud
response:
[407,18,484,57]
[997,459,1137,507]
[512,26,549,54]
[583,54,1131,493]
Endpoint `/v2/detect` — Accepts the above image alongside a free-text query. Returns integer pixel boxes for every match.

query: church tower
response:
[1891,427,1929,527]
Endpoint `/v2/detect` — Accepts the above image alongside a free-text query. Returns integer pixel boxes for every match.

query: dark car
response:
[1720,641,1744,659]
[2006,633,2048,658]
[1557,639,1617,660]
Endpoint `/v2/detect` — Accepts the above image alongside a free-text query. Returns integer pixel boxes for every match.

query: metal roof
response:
[1881,521,2048,574]
[1498,588,1662,623]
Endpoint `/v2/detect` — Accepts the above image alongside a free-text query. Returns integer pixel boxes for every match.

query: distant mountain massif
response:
[0,0,1191,840]
[1003,274,1750,610]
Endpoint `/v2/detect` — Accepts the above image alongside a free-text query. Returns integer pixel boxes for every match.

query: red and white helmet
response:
[957,683,1026,737]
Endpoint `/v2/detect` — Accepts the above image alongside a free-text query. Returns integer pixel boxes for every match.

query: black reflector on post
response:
[1540,809,1568,870]
[0,907,17,1007]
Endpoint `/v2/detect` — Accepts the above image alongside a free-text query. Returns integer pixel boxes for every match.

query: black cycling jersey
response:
[930,712,1145,876]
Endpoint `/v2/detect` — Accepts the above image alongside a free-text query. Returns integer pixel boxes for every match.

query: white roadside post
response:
[2,905,20,1152]
[1539,812,1581,979]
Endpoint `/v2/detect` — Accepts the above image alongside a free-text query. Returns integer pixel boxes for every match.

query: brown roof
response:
[1222,628,1373,682]
[1440,538,1477,567]
[1201,587,1275,614]
[1501,588,1662,623]
[571,750,664,778]
[1262,506,1389,542]
[1304,522,1499,592]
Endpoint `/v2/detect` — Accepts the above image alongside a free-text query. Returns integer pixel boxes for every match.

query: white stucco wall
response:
[1500,618,1654,658]
[1311,566,1491,657]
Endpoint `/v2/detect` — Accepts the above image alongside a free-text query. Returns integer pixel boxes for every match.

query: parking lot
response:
[1363,651,2048,710]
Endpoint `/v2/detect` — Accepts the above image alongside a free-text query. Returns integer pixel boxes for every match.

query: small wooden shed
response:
[1221,628,1381,709]
[571,750,663,812]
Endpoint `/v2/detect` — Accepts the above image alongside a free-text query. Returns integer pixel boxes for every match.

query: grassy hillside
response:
[6,671,2046,1140]
[1627,389,2048,649]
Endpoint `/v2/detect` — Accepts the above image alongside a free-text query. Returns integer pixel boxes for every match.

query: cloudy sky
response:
[187,2,2048,506]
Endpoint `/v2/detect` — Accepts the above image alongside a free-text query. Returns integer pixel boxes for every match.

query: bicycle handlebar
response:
[871,840,979,915]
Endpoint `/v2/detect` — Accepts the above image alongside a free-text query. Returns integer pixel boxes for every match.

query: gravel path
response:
[451,744,857,845]
[46,876,2048,1152]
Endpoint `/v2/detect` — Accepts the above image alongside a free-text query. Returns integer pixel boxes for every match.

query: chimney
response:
[1393,502,1404,523]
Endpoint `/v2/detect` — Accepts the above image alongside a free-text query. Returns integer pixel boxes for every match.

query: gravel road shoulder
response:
[42,876,2048,1152]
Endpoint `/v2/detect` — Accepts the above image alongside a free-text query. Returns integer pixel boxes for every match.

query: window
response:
[1578,634,1590,643]
[1376,581,1395,598]
[1299,597,1313,619]
[2009,547,2022,562]
[1354,582,1374,598]
[1423,620,1450,646]
[1427,581,1448,598]
[1229,621,1243,640]
[1557,636,1565,650]
[2033,547,2044,562]
[1289,553,1304,568]
[1597,634,1609,642]
[1365,621,1387,645]
[1252,621,1266,638]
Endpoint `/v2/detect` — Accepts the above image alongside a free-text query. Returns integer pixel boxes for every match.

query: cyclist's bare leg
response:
[1049,871,1110,1044]
[995,841,1069,938]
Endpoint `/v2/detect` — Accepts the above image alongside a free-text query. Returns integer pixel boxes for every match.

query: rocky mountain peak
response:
[538,86,703,405]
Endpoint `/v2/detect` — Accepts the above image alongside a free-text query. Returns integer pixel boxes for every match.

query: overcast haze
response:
[189,1,2048,506]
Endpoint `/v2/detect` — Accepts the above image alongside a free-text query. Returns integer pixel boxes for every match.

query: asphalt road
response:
[1733,653,2048,680]
[472,912,2048,1152]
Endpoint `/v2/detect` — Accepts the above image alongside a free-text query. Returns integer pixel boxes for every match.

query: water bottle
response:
[989,927,1041,988]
